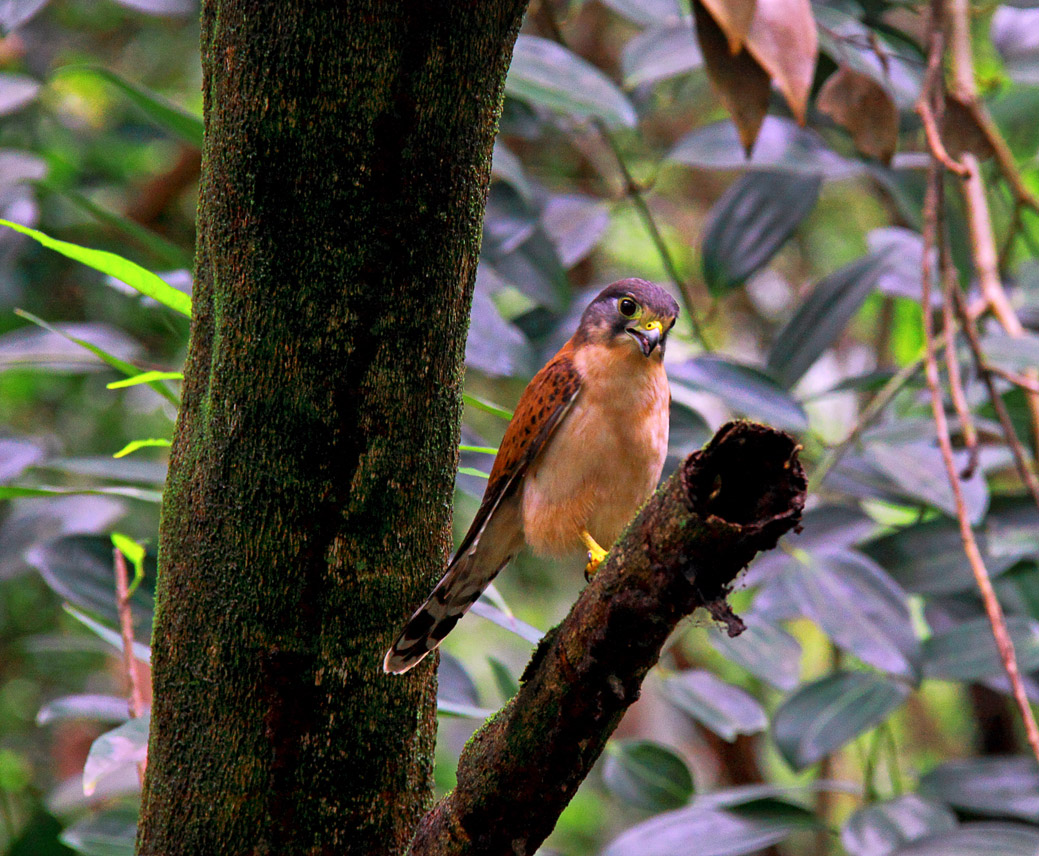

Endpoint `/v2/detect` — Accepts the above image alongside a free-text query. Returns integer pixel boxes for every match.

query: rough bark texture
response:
[138,3,527,854]
[409,422,807,856]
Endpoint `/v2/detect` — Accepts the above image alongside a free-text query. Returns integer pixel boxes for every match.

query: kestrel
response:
[384,279,679,674]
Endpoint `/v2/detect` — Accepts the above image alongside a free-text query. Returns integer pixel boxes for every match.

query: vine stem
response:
[919,0,1039,764]
[114,547,147,783]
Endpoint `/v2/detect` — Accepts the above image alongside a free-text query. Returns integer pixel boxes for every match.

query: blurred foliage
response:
[2,0,1039,854]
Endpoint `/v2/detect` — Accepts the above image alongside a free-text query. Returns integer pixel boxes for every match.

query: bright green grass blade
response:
[462,393,513,419]
[113,439,172,459]
[1,220,191,317]
[107,371,183,390]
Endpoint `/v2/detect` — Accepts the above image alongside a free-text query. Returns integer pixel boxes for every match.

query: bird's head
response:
[575,279,680,360]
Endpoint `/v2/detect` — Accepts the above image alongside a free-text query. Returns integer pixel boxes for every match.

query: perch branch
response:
[408,422,806,856]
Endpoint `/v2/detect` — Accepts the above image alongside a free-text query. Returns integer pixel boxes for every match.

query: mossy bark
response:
[137,3,528,854]
[409,422,807,856]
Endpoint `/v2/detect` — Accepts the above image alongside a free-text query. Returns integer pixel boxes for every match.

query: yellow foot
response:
[580,529,608,581]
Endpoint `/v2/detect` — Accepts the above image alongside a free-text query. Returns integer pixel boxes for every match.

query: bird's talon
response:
[583,541,608,581]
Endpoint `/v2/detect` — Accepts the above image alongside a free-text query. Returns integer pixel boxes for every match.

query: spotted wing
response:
[383,346,582,674]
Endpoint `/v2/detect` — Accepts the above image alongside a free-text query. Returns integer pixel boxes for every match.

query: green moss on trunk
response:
[137,3,528,854]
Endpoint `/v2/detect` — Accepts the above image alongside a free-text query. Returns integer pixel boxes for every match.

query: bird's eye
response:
[618,297,639,317]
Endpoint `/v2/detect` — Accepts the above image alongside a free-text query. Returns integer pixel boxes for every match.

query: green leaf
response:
[701,171,821,297]
[785,549,920,679]
[670,356,808,431]
[622,21,702,88]
[919,756,1039,821]
[601,798,817,856]
[841,795,957,856]
[488,657,519,701]
[27,534,155,635]
[921,616,1039,682]
[12,310,180,407]
[893,823,1039,856]
[462,392,513,420]
[59,807,138,856]
[0,220,191,316]
[864,518,1019,596]
[63,604,151,663]
[506,35,637,128]
[83,714,148,796]
[113,439,172,459]
[36,694,130,726]
[53,65,203,146]
[106,370,183,389]
[662,670,767,742]
[767,251,892,388]
[869,443,989,525]
[603,740,694,812]
[40,179,192,269]
[0,484,161,502]
[772,671,909,770]
[669,117,861,178]
[709,621,802,691]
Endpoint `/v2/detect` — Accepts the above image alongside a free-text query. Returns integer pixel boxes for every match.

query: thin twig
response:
[987,364,1039,395]
[948,279,1039,508]
[940,255,979,478]
[920,1,1039,760]
[114,547,147,783]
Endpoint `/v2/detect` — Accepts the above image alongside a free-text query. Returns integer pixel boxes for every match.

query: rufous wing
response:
[383,344,582,674]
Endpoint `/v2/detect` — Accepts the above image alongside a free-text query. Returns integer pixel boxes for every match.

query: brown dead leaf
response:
[743,0,817,123]
[942,95,996,161]
[694,0,771,154]
[817,66,898,164]
[698,0,757,53]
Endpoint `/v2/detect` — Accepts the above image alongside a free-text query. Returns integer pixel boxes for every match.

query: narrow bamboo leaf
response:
[83,715,149,796]
[435,700,496,719]
[921,616,1039,681]
[506,35,637,128]
[54,65,202,146]
[111,532,145,597]
[0,484,161,502]
[59,806,139,856]
[63,604,151,663]
[113,439,172,459]
[42,181,192,269]
[107,370,183,389]
[462,392,513,419]
[37,694,130,726]
[841,795,957,856]
[662,670,767,741]
[437,654,493,718]
[457,467,489,479]
[603,740,695,812]
[767,251,893,387]
[919,756,1039,821]
[669,355,808,431]
[458,445,498,455]
[709,620,802,691]
[0,220,192,316]
[893,823,1039,856]
[470,600,543,644]
[772,671,909,770]
[13,310,179,407]
[701,171,821,296]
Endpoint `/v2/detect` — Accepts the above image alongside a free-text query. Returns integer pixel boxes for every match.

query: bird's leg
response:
[580,529,608,581]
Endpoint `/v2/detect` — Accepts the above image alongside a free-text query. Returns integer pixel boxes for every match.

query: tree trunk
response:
[137,3,528,853]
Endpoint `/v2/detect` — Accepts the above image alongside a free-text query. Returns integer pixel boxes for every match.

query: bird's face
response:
[576,279,680,360]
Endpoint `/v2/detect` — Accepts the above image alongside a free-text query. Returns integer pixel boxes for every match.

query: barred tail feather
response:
[382,551,509,675]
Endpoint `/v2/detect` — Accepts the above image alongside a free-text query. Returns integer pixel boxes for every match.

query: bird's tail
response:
[382,550,507,675]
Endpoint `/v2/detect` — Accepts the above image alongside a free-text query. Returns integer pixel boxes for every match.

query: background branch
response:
[409,422,806,856]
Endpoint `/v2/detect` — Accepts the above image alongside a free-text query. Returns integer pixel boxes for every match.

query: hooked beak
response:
[626,321,663,356]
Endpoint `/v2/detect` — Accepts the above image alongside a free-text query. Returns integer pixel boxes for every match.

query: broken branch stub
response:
[409,420,806,856]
